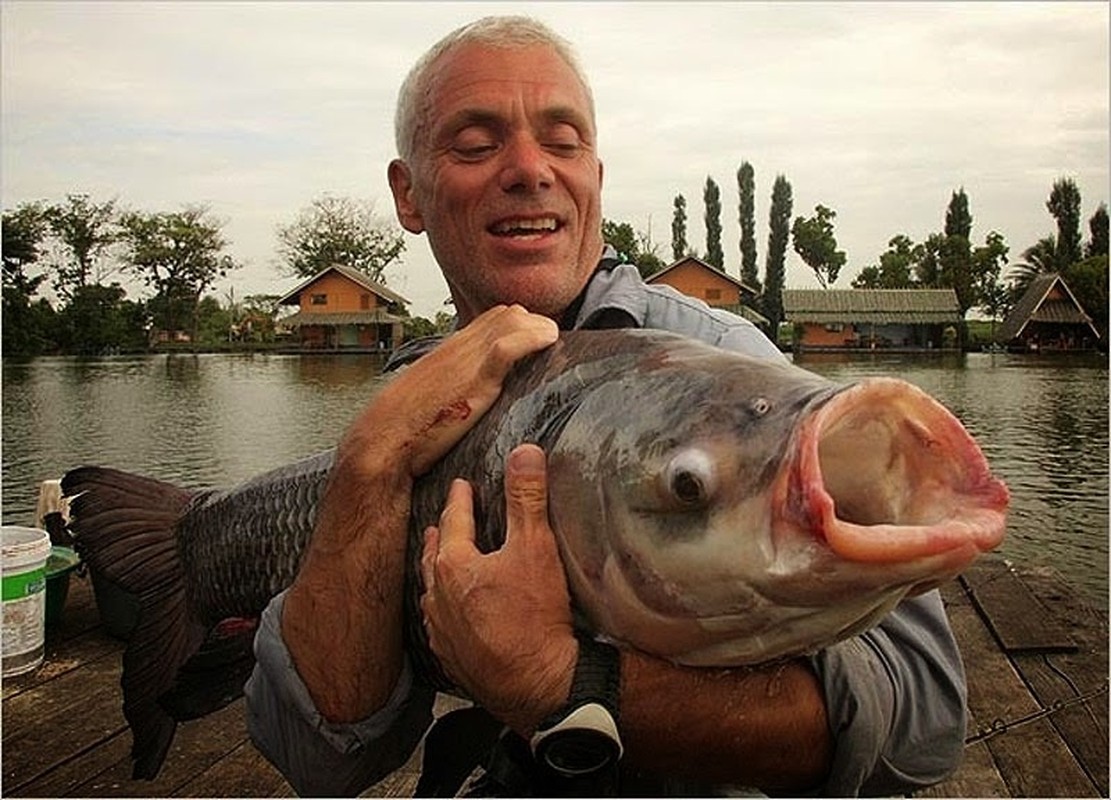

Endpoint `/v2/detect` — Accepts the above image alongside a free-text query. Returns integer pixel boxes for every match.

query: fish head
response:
[546,337,1009,666]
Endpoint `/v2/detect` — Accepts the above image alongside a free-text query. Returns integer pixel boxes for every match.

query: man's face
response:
[389,43,604,323]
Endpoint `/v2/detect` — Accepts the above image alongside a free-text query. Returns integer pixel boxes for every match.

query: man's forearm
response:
[620,650,832,792]
[282,445,413,722]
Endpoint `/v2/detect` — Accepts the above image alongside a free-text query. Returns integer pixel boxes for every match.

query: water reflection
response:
[291,354,385,388]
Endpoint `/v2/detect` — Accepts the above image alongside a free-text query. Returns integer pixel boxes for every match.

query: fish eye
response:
[661,449,717,509]
[751,397,770,416]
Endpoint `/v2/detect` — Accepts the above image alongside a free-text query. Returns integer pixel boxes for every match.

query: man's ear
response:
[388,159,425,234]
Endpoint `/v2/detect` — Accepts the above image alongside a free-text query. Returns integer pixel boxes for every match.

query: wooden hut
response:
[278,265,409,351]
[783,288,960,350]
[647,256,767,325]
[996,273,1101,352]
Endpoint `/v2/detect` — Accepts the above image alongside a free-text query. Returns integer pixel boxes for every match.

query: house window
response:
[311,293,327,305]
[360,293,371,310]
[705,288,722,301]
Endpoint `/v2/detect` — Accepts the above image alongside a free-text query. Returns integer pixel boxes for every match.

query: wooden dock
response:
[3,556,1106,797]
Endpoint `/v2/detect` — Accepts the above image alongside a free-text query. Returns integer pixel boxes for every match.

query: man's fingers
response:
[436,478,477,549]
[503,444,550,547]
[420,525,440,591]
[476,306,560,379]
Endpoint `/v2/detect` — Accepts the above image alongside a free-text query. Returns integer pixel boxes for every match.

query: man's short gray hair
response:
[394,15,595,163]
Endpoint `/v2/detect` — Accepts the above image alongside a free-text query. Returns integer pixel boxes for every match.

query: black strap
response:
[415,706,504,797]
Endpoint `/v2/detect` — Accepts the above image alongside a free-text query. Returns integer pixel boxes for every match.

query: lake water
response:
[2,349,1107,610]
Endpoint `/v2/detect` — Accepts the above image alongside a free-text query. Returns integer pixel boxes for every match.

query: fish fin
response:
[158,617,259,721]
[61,466,205,780]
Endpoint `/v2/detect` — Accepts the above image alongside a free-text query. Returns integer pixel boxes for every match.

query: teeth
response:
[493,217,558,234]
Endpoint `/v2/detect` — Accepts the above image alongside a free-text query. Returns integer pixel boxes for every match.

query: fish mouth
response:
[792,378,1009,566]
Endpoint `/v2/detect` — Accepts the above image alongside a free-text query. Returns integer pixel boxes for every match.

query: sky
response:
[3,1,1108,320]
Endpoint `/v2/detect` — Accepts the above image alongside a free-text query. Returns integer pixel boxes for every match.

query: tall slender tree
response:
[737,162,759,291]
[944,187,972,239]
[703,176,724,270]
[763,175,792,337]
[1087,203,1109,258]
[671,194,688,261]
[1047,177,1083,268]
[938,189,976,321]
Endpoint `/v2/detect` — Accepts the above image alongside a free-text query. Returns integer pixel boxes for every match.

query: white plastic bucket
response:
[2,526,52,677]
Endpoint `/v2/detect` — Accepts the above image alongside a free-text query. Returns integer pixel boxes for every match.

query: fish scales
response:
[60,327,1009,780]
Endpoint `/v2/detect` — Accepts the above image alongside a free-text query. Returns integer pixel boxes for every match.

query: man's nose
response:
[499,134,554,193]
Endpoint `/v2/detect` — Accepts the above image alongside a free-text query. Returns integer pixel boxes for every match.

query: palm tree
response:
[1007,235,1059,300]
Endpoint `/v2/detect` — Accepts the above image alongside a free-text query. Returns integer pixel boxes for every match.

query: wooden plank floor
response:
[3,557,1106,797]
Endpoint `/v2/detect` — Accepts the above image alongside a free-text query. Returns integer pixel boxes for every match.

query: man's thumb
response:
[504,444,549,538]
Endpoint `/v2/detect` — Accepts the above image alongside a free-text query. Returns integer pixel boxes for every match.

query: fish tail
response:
[61,466,205,780]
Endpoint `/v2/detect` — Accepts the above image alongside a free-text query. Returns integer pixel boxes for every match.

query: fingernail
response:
[508,444,545,474]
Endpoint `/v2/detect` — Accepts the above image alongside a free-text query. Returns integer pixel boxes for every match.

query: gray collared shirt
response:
[245,259,967,796]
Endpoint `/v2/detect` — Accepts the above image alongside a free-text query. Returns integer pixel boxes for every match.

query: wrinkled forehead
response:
[416,42,596,145]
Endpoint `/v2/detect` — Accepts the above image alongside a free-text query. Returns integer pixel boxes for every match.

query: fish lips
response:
[783,376,1009,574]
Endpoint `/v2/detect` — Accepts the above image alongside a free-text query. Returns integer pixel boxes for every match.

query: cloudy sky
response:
[3,2,1107,319]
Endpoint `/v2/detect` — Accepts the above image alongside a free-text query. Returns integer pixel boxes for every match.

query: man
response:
[246,16,967,796]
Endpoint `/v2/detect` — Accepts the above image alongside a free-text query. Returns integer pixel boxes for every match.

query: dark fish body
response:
[61,328,1009,779]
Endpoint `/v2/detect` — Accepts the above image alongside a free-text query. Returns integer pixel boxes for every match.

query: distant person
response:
[245,15,968,796]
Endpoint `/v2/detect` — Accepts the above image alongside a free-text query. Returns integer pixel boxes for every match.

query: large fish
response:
[61,328,1008,780]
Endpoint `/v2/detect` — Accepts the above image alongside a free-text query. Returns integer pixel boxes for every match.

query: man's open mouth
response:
[489,216,561,237]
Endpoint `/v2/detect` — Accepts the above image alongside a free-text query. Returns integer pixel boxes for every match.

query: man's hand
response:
[420,444,577,736]
[349,304,560,479]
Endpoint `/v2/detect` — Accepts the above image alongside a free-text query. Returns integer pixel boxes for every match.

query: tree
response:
[120,205,238,340]
[852,235,920,289]
[602,219,639,264]
[1086,203,1108,258]
[1064,255,1108,340]
[195,294,234,345]
[1007,235,1058,299]
[791,204,846,289]
[703,176,724,270]
[54,283,147,355]
[276,194,404,281]
[737,162,760,292]
[1047,177,1083,269]
[3,202,48,296]
[43,193,120,301]
[763,175,792,337]
[602,218,665,277]
[944,187,972,240]
[403,310,455,340]
[671,194,688,261]
[913,233,945,287]
[2,203,55,357]
[972,231,1009,326]
[937,189,977,319]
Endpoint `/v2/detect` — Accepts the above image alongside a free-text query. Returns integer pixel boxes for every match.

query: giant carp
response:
[61,328,1008,779]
